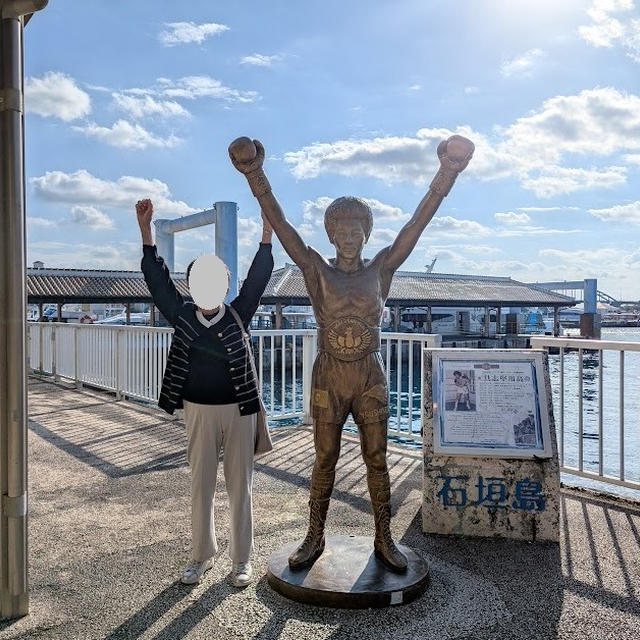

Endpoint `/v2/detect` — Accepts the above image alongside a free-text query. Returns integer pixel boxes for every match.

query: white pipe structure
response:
[153,201,238,302]
[0,0,47,619]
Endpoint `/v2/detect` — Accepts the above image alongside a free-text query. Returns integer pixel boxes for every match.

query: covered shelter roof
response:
[26,264,575,308]
[27,267,189,304]
[262,265,575,308]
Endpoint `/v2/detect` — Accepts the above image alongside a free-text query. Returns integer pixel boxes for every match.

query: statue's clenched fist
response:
[228,137,265,174]
[136,198,153,228]
[437,135,474,174]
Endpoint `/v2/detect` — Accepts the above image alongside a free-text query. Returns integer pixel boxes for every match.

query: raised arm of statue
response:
[378,135,474,275]
[229,137,311,268]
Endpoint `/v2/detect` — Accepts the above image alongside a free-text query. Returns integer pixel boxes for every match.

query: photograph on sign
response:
[431,350,552,458]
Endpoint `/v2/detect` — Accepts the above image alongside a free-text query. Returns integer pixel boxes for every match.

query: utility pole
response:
[0,0,48,619]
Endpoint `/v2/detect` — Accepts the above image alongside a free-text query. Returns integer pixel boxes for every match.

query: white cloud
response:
[464,86,479,94]
[429,216,492,237]
[240,53,282,67]
[237,216,263,246]
[301,196,410,227]
[426,244,503,256]
[162,76,258,103]
[25,72,91,121]
[298,223,315,241]
[497,226,583,237]
[494,211,531,225]
[159,22,229,46]
[283,87,640,196]
[623,152,640,164]
[285,125,499,184]
[68,205,114,230]
[27,240,141,271]
[112,93,190,119]
[30,169,196,216]
[539,246,621,263]
[502,88,640,162]
[86,84,110,93]
[500,48,545,77]
[409,84,422,91]
[578,1,640,62]
[73,119,181,149]
[368,228,398,246]
[520,165,626,197]
[589,200,640,222]
[517,206,581,212]
[27,216,56,228]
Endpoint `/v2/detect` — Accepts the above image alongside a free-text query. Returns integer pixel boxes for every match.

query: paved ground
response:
[0,375,639,639]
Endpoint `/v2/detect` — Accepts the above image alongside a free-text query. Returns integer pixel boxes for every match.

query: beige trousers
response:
[183,400,257,563]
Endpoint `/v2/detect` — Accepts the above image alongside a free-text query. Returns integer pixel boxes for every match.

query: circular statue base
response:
[267,535,430,609]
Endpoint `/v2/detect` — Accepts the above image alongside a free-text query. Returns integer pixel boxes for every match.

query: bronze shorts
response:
[310,351,390,426]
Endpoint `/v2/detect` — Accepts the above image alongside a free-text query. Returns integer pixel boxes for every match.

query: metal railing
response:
[27,322,439,442]
[531,336,640,492]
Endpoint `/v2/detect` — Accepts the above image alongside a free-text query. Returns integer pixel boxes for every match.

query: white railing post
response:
[115,328,122,401]
[301,332,314,425]
[51,323,57,381]
[73,325,79,387]
[38,323,43,373]
[26,328,31,373]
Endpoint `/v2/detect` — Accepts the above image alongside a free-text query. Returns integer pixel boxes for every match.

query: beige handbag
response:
[227,305,274,456]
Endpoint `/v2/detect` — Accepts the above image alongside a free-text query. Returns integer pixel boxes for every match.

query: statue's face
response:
[331,218,366,259]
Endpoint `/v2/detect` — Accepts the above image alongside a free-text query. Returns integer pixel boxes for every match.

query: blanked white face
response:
[188,254,229,310]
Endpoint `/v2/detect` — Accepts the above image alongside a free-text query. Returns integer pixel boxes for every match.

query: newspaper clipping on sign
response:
[433,354,551,458]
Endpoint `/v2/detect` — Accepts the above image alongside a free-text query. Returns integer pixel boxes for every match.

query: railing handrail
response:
[531,336,640,353]
[27,322,443,342]
[27,321,175,334]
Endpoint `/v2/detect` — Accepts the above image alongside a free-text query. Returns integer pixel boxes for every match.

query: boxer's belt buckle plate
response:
[324,317,375,361]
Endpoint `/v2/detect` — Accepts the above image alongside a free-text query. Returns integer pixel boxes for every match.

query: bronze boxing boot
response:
[288,469,334,569]
[367,470,408,572]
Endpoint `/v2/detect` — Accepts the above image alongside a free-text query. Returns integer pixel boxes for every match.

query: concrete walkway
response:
[1,375,639,639]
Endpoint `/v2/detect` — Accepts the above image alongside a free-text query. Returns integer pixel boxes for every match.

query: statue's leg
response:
[288,420,342,569]
[358,420,408,573]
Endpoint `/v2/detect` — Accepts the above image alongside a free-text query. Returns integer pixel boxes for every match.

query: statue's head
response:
[324,197,373,259]
[186,254,230,310]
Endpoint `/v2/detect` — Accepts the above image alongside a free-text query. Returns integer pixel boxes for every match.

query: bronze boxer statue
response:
[230,134,473,572]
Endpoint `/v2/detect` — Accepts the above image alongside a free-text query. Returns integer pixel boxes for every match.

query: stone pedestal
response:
[422,350,560,543]
[267,535,430,608]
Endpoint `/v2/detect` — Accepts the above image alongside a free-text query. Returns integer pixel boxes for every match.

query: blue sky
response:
[24,0,640,299]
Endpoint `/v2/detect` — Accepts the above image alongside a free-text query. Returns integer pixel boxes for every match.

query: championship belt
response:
[317,317,381,362]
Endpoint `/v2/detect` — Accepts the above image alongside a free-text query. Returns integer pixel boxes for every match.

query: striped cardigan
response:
[158,302,262,416]
[140,242,273,417]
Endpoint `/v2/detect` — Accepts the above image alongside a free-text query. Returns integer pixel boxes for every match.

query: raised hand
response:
[436,135,474,174]
[228,137,265,175]
[428,135,474,198]
[136,198,153,228]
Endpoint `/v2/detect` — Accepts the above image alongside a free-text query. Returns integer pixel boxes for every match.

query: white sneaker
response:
[181,557,214,584]
[230,561,253,588]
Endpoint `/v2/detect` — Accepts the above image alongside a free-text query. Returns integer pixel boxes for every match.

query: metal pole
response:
[0,1,48,619]
[154,223,174,272]
[214,201,238,302]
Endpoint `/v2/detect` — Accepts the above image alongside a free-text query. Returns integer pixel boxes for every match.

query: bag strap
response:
[227,305,261,386]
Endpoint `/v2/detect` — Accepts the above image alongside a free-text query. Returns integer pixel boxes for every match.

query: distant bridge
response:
[530,279,623,307]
